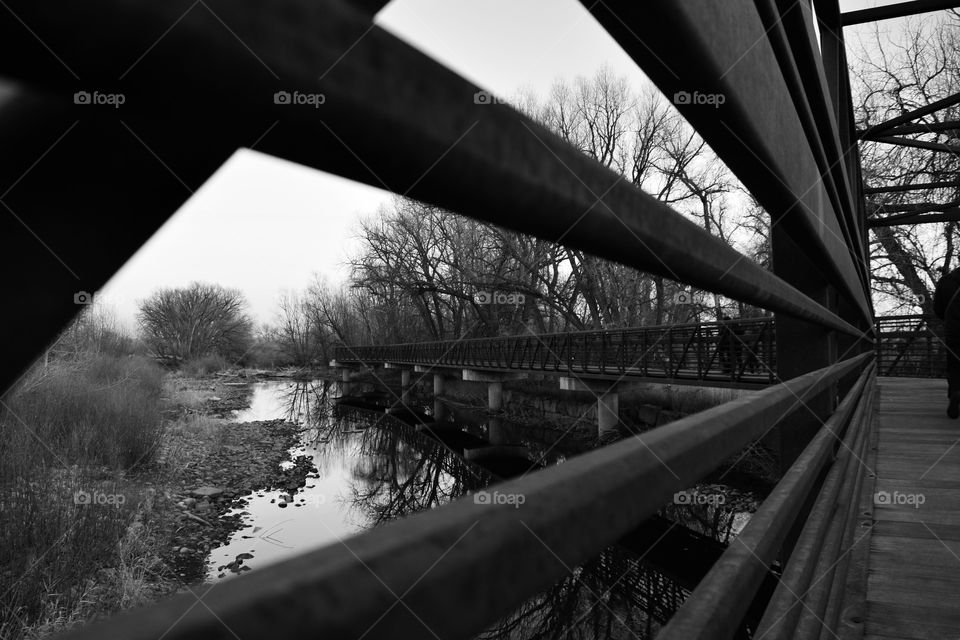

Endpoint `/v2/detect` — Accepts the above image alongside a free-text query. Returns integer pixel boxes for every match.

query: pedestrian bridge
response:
[334,313,948,388]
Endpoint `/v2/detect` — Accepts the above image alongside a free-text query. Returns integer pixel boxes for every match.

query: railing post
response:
[771,228,839,474]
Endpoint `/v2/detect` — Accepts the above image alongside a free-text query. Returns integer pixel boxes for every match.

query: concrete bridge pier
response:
[462,370,526,412]
[417,366,451,422]
[384,362,414,403]
[559,377,621,438]
[339,366,357,396]
[400,369,412,402]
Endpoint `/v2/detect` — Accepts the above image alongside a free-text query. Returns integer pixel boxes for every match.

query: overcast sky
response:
[97,0,922,331]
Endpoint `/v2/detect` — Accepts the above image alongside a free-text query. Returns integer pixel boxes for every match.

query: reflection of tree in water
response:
[661,484,759,544]
[333,406,491,526]
[482,545,686,640]
[299,400,734,638]
[275,380,370,477]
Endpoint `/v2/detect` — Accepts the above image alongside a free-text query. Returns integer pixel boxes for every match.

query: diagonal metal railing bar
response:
[0,0,863,344]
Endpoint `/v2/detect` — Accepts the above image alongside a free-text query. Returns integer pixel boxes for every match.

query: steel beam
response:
[859,120,960,137]
[841,0,960,25]
[864,179,960,194]
[859,91,960,138]
[584,0,872,327]
[872,135,960,154]
[868,208,960,227]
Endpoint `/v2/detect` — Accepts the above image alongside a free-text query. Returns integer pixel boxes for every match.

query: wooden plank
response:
[863,377,960,637]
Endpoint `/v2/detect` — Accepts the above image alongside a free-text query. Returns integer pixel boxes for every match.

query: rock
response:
[183,497,197,508]
[190,486,225,498]
[237,553,253,560]
[179,547,190,555]
[280,493,292,503]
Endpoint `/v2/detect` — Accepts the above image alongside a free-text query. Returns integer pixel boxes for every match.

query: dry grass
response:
[0,355,169,640]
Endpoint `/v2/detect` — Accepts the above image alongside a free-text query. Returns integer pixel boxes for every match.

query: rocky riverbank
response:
[106,373,320,598]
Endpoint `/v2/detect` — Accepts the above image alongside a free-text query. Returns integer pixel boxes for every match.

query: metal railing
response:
[1,1,883,639]
[336,319,778,385]
[337,314,946,383]
[875,314,947,378]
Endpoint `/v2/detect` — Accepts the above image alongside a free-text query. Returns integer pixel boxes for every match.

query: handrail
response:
[55,352,871,640]
[875,314,946,378]
[659,362,875,638]
[335,319,779,385]
[339,317,774,349]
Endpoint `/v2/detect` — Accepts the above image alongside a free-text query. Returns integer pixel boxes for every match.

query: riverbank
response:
[0,367,321,639]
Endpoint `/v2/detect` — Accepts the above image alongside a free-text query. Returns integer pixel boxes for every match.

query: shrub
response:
[180,353,230,377]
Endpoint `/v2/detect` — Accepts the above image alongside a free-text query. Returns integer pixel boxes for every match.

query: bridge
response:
[5,0,960,639]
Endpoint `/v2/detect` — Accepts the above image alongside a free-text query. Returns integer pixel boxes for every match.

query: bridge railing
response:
[335,318,778,384]
[875,314,946,377]
[7,1,879,639]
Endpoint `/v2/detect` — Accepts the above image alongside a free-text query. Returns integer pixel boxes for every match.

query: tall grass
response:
[1,355,164,475]
[0,354,166,639]
[180,353,230,377]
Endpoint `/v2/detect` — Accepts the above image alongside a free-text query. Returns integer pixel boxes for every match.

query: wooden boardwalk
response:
[866,377,960,639]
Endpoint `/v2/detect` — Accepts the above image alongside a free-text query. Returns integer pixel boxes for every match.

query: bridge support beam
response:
[772,228,839,474]
[400,368,412,402]
[559,377,621,437]
[338,366,358,396]
[462,370,526,411]
[433,373,449,421]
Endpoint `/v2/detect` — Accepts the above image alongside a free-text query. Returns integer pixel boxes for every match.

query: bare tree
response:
[276,291,322,366]
[137,282,253,361]
[852,12,960,313]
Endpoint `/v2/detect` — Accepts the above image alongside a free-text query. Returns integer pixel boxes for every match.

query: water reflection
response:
[209,378,763,637]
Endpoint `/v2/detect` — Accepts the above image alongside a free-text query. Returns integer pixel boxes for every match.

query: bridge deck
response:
[867,377,960,639]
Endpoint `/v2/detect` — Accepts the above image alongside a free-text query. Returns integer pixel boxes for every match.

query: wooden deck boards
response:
[865,377,960,640]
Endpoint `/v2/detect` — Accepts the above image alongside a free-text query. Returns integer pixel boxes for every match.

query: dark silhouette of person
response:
[934,265,960,418]
[718,314,738,378]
